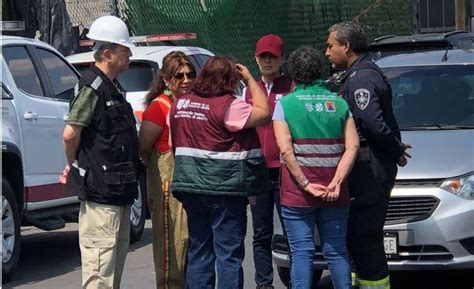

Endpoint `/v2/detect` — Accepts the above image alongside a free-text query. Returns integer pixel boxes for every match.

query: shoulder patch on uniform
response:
[74,83,79,97]
[90,76,103,90]
[354,88,370,110]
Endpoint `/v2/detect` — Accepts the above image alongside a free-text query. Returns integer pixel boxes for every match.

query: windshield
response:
[74,62,155,93]
[383,65,474,129]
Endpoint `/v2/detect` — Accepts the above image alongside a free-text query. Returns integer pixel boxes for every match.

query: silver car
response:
[272,49,474,288]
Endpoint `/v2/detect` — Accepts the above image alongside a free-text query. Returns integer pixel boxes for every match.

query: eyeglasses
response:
[174,71,196,81]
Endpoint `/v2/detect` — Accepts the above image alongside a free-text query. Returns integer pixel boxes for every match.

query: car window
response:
[187,55,201,72]
[195,54,211,67]
[383,65,474,127]
[116,62,154,92]
[3,46,45,97]
[457,38,474,49]
[74,62,155,93]
[36,48,79,100]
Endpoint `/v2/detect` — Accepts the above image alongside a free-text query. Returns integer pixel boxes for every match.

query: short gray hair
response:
[328,21,368,54]
[287,46,323,85]
[93,42,120,62]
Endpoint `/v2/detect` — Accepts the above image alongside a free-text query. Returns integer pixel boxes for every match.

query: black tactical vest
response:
[67,65,140,206]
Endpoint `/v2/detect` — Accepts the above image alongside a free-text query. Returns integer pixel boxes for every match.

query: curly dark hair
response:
[328,21,368,54]
[192,56,240,98]
[144,51,194,106]
[287,46,323,85]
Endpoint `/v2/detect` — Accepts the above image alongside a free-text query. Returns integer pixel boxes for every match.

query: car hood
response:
[396,129,474,180]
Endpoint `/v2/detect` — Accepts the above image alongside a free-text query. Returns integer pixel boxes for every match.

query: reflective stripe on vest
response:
[293,143,345,154]
[175,147,262,160]
[359,276,390,289]
[296,155,341,167]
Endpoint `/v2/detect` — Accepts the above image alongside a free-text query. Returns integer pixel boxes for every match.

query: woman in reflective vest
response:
[170,56,271,289]
[273,46,360,289]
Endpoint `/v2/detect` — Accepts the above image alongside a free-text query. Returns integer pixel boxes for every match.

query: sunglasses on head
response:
[174,71,196,80]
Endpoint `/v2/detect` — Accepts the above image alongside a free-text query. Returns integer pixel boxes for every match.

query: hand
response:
[402,142,412,150]
[235,63,253,84]
[323,181,340,202]
[59,165,70,184]
[321,181,341,202]
[398,143,411,167]
[397,155,408,167]
[305,183,328,198]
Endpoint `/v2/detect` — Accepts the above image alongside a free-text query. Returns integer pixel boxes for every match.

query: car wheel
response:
[2,178,21,282]
[130,173,147,244]
[276,266,323,288]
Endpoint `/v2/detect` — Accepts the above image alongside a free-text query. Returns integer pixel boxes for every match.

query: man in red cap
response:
[244,34,294,289]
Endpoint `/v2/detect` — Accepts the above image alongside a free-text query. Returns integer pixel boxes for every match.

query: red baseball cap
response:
[255,34,284,57]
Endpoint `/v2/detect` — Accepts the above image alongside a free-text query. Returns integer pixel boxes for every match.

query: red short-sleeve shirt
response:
[142,94,172,153]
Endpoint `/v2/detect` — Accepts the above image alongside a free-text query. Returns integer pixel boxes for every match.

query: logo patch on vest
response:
[315,103,324,112]
[177,98,190,110]
[325,101,336,112]
[305,103,314,112]
[354,88,370,110]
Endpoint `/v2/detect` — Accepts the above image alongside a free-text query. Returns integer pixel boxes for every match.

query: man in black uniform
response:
[61,15,140,289]
[325,21,410,289]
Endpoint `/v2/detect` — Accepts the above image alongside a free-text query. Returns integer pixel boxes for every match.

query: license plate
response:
[384,231,399,259]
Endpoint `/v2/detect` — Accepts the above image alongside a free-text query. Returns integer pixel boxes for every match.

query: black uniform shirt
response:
[339,55,404,161]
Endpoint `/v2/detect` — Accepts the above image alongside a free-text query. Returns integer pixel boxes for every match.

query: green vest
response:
[280,80,350,140]
[278,80,351,207]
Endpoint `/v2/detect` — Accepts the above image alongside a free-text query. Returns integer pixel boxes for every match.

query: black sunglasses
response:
[174,71,196,80]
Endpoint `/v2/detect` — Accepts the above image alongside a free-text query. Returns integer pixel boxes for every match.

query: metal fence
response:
[5,0,413,72]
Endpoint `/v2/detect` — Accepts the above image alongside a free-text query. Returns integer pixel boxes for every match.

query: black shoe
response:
[256,285,274,289]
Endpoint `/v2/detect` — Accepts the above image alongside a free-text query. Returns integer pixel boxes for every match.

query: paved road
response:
[4,210,474,289]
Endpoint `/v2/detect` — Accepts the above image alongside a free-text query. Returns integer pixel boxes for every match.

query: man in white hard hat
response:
[62,15,140,289]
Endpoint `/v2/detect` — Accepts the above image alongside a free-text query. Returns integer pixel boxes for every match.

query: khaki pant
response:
[147,150,188,289]
[79,201,131,289]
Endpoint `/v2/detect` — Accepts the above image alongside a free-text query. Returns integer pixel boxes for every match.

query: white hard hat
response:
[86,15,135,49]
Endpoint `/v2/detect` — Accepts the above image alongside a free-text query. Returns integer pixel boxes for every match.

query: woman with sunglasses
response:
[138,51,196,289]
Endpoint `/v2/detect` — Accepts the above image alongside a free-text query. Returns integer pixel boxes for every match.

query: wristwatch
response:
[299,179,310,190]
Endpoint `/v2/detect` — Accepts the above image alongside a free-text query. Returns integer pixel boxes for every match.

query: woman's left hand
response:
[305,183,328,198]
[323,181,340,202]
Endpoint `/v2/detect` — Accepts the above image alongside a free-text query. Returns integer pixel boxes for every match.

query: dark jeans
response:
[180,194,247,289]
[250,168,283,286]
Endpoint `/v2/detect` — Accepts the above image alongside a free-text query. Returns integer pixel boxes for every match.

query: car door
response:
[33,46,80,203]
[2,44,79,206]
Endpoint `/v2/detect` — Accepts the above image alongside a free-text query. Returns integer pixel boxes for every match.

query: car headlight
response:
[440,172,474,200]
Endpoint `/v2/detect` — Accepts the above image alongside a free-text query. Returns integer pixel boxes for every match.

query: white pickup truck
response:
[1,35,147,281]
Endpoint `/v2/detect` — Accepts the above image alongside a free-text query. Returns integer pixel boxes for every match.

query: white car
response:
[66,36,215,121]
